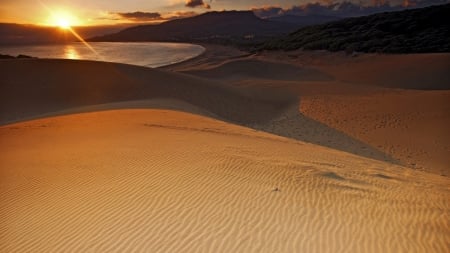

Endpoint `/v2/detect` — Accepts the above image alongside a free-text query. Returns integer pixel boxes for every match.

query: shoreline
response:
[0,41,206,68]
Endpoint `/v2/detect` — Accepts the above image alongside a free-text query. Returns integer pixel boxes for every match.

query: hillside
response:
[268,15,341,26]
[260,4,450,53]
[89,11,298,46]
[0,23,135,45]
[0,23,73,45]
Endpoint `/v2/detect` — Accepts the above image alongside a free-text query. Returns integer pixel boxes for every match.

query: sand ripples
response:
[1,110,448,252]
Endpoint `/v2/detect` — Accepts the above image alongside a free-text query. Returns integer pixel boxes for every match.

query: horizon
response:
[1,0,449,28]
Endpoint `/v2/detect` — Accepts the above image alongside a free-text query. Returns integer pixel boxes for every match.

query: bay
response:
[0,42,205,68]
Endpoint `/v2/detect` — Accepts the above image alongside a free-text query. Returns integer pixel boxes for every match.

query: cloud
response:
[97,10,199,23]
[252,0,450,18]
[116,11,162,21]
[185,0,211,9]
[251,6,284,18]
[166,11,198,20]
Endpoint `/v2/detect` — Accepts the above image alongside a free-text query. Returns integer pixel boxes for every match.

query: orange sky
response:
[0,0,303,26]
[0,0,431,27]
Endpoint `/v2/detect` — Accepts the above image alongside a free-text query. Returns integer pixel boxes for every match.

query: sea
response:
[0,42,205,68]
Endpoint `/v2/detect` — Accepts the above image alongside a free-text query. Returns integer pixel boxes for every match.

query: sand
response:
[1,46,449,252]
[1,109,448,252]
[167,46,450,174]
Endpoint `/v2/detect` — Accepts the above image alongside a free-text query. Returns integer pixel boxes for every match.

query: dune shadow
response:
[0,59,398,165]
[0,59,292,125]
[243,99,398,164]
[373,173,395,180]
[321,172,346,180]
[171,58,398,164]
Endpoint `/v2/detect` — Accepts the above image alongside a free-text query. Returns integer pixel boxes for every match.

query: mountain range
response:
[89,11,301,46]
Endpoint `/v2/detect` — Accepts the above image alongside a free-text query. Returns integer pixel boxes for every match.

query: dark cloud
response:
[185,0,211,9]
[166,11,198,20]
[252,6,284,18]
[97,10,199,23]
[96,16,122,21]
[253,0,450,18]
[116,11,162,21]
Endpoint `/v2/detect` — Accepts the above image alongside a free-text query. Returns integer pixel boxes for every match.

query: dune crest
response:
[0,59,294,125]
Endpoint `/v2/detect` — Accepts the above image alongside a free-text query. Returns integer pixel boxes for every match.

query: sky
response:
[0,0,447,26]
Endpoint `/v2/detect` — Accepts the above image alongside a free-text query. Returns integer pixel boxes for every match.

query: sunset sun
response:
[56,17,71,29]
[50,11,76,29]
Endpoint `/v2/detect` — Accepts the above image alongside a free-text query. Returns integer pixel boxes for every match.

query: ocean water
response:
[0,42,205,68]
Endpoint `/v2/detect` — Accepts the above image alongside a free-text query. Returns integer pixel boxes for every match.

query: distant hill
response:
[260,4,450,53]
[0,23,135,45]
[89,11,299,46]
[268,15,341,26]
[0,23,72,45]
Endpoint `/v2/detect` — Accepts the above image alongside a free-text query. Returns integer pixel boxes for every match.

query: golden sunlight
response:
[49,11,77,29]
[42,6,99,57]
[63,45,80,59]
[57,18,71,30]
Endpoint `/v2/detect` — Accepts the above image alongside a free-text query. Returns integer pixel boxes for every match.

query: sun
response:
[57,17,71,30]
[50,11,76,30]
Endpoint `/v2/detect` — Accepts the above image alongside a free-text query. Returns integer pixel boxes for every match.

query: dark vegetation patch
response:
[0,54,35,59]
[321,172,346,180]
[373,173,394,180]
[259,4,450,53]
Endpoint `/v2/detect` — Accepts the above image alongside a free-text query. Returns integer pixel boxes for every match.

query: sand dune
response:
[182,59,332,81]
[0,58,393,165]
[299,91,450,174]
[167,47,450,174]
[258,50,450,90]
[3,52,449,171]
[1,47,449,252]
[2,50,448,172]
[313,53,450,90]
[1,109,448,252]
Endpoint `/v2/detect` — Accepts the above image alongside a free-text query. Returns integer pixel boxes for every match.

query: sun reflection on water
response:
[64,45,80,59]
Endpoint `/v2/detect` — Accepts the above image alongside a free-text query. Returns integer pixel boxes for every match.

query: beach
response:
[1,46,449,252]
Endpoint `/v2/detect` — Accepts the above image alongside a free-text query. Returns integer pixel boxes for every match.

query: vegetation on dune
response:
[0,54,35,59]
[259,4,450,53]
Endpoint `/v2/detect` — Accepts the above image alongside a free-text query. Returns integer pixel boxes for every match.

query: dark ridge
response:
[259,4,450,53]
[0,23,134,45]
[0,23,75,45]
[0,54,15,59]
[268,15,341,26]
[88,11,299,48]
[0,54,35,59]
